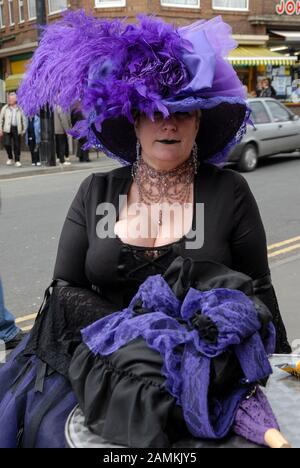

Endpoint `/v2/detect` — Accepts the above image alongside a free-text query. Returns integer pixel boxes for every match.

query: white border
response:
[212,0,249,11]
[160,0,200,9]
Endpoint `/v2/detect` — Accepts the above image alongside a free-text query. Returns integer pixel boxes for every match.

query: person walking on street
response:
[54,106,72,166]
[0,92,26,167]
[25,115,41,166]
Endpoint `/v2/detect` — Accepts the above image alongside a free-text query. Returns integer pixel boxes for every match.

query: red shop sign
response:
[276,1,300,14]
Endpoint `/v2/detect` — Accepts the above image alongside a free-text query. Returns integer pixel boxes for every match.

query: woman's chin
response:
[153,149,183,162]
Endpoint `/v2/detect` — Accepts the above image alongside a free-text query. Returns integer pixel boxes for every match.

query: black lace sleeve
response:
[23,283,120,377]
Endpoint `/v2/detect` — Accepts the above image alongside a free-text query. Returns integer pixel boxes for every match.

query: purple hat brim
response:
[87,97,251,167]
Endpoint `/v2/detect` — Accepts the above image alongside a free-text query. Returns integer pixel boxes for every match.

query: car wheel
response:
[238,144,258,172]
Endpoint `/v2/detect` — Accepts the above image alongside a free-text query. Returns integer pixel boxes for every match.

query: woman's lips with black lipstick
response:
[157,139,181,145]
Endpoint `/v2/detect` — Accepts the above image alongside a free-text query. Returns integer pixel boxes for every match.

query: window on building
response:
[95,0,126,7]
[19,0,25,22]
[28,0,36,19]
[212,0,248,10]
[48,0,67,14]
[161,0,200,7]
[8,0,15,25]
[0,1,5,28]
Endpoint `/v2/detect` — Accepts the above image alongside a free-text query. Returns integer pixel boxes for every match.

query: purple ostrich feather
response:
[17,9,191,130]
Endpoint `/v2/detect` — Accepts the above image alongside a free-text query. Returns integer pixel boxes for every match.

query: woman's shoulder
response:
[201,162,248,189]
[77,165,132,199]
[95,164,132,180]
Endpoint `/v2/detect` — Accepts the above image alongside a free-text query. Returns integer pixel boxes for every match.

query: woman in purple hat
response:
[0,10,291,448]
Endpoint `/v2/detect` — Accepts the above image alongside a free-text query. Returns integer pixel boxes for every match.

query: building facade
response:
[0,1,300,104]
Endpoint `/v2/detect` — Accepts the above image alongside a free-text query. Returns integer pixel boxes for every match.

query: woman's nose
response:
[162,115,177,130]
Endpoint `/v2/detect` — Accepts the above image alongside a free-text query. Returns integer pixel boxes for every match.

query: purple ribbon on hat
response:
[168,16,246,100]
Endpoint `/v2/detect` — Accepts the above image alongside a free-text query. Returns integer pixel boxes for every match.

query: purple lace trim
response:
[82,274,275,439]
[233,386,280,446]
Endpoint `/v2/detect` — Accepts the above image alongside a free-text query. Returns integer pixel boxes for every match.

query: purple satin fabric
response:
[176,16,246,100]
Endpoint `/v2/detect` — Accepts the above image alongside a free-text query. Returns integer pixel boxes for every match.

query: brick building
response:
[0,1,300,103]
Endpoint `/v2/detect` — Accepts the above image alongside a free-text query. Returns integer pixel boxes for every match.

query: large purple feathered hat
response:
[17,10,251,166]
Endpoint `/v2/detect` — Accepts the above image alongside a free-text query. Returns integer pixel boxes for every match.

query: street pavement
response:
[0,149,120,180]
[0,151,299,350]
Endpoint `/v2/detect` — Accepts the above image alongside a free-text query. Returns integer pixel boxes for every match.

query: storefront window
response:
[213,0,248,10]
[271,66,292,99]
[48,0,67,14]
[161,0,200,8]
[28,0,37,19]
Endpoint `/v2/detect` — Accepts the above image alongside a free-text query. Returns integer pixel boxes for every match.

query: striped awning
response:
[228,46,298,66]
[5,73,24,92]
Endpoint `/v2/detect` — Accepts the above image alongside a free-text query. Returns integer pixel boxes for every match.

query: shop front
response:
[228,46,297,100]
[268,29,300,114]
[4,53,33,93]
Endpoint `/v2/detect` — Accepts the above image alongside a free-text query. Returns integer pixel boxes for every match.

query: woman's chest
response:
[113,181,195,248]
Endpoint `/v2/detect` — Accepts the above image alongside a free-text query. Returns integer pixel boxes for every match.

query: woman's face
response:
[134,111,200,170]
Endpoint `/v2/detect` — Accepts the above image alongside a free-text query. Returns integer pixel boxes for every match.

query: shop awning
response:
[4,73,24,92]
[270,31,300,42]
[228,46,298,66]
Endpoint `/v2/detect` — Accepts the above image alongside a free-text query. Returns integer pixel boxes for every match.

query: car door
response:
[248,100,277,156]
[264,100,300,153]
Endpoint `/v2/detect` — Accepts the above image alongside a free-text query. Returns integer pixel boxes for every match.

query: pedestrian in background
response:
[54,106,72,166]
[0,92,26,168]
[25,115,41,166]
[255,78,264,98]
[260,78,277,98]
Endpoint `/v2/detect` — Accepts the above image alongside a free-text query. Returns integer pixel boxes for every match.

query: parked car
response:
[228,98,300,172]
